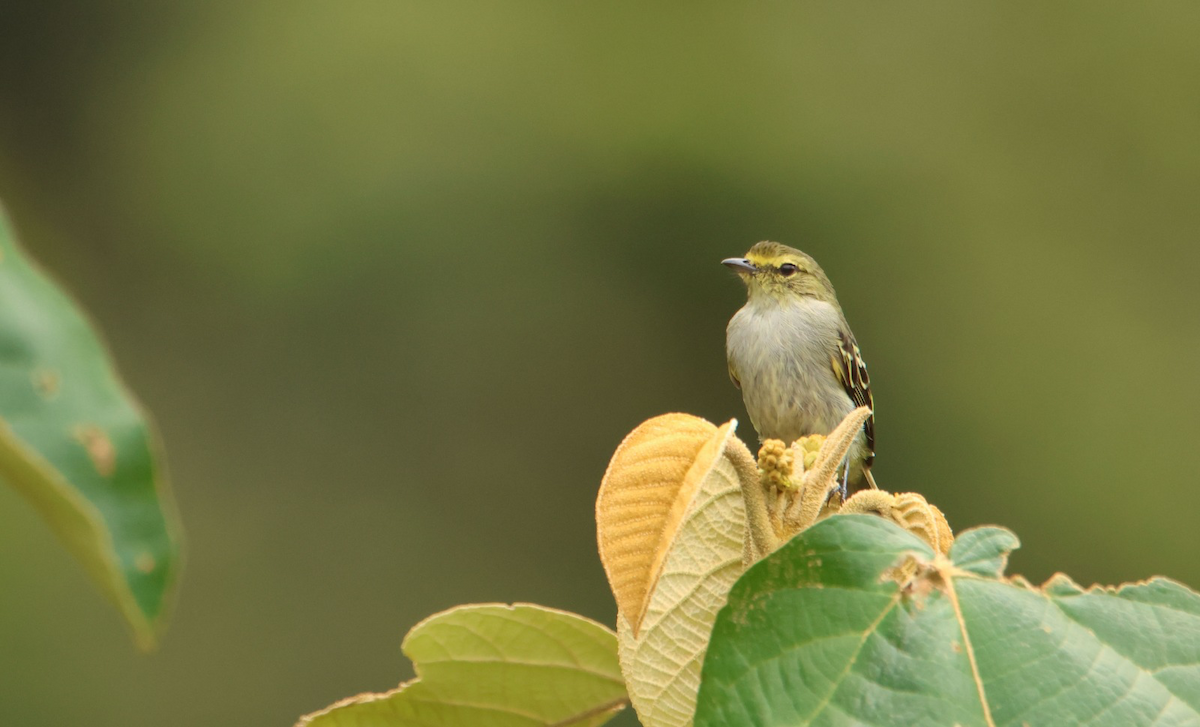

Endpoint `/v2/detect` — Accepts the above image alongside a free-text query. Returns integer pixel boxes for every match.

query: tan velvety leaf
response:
[842,490,956,555]
[596,413,718,634]
[899,497,953,555]
[928,504,954,554]
[617,420,751,727]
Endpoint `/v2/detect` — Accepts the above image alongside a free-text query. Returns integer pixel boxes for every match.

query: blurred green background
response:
[1,3,1198,725]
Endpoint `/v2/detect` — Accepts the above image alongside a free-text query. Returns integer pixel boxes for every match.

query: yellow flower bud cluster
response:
[756,439,794,491]
[794,435,822,471]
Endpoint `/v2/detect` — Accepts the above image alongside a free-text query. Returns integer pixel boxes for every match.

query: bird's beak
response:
[722,258,757,274]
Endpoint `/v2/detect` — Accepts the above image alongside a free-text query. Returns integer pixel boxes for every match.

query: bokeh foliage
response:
[0,3,1197,726]
[0,208,180,650]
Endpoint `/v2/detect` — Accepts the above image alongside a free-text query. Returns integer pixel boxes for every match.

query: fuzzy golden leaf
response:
[597,414,755,635]
[615,419,753,727]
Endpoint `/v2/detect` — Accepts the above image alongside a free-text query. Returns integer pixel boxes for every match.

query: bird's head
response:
[722,241,839,305]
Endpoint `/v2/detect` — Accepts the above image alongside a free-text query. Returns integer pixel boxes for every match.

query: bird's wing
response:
[727,359,741,390]
[832,330,875,471]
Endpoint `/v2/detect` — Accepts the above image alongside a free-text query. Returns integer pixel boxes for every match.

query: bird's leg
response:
[839,455,851,502]
[819,455,850,511]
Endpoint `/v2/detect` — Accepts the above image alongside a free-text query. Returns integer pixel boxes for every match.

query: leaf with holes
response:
[694,515,1200,727]
[296,603,629,727]
[0,205,181,649]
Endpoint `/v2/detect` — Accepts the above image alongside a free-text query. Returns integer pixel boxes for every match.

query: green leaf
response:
[0,206,181,649]
[948,526,1020,578]
[694,514,1200,726]
[297,603,629,727]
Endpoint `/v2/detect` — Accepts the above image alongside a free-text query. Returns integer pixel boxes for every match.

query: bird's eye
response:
[779,263,799,276]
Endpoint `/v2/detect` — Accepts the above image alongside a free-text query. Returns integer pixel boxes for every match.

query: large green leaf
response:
[0,206,181,649]
[297,603,629,727]
[694,515,1200,726]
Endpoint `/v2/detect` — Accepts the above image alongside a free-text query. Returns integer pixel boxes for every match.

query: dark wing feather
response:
[832,330,875,472]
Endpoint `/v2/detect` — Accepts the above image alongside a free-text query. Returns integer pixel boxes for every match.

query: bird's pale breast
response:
[726,298,861,451]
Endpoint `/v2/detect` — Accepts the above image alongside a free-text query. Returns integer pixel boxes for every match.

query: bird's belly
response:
[742,363,854,444]
[728,305,856,445]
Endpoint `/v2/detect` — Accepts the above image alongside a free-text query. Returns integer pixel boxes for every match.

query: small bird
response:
[723,241,876,496]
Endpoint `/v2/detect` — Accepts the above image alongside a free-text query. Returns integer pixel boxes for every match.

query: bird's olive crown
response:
[733,241,839,305]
